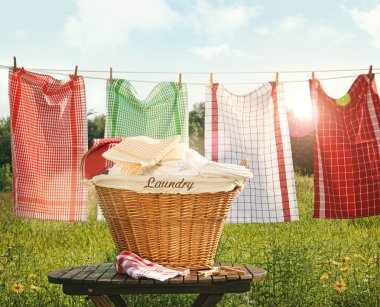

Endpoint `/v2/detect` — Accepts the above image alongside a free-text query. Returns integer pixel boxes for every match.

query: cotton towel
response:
[205,83,299,223]
[115,251,190,281]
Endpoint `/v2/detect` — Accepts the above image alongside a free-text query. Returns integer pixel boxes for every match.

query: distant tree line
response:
[0,103,313,191]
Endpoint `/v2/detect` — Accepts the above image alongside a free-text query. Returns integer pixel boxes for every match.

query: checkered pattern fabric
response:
[205,83,299,223]
[115,251,190,282]
[9,68,88,222]
[105,80,188,144]
[310,75,380,218]
[103,135,180,166]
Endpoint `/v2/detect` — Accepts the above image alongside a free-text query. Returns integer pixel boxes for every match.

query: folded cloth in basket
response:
[81,138,126,179]
[115,251,190,281]
[102,135,181,175]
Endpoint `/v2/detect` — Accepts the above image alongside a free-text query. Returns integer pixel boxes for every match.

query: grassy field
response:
[0,175,379,306]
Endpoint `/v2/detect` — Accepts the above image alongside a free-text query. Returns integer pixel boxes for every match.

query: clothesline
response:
[0,64,377,85]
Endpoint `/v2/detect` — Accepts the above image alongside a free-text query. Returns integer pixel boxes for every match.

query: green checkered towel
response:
[105,80,188,144]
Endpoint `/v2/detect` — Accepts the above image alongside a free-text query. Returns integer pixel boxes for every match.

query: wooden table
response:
[48,263,266,307]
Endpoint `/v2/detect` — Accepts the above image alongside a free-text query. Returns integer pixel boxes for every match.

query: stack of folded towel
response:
[103,135,252,180]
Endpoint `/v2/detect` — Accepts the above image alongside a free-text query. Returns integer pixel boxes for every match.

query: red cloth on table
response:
[9,68,88,221]
[81,138,125,179]
[115,251,189,281]
[310,75,380,218]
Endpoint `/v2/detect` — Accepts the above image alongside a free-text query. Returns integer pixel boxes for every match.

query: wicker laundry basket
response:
[93,161,248,270]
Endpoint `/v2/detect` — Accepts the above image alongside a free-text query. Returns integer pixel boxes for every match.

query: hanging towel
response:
[9,68,88,221]
[81,137,126,179]
[115,251,190,282]
[205,83,299,223]
[310,75,380,219]
[105,80,188,143]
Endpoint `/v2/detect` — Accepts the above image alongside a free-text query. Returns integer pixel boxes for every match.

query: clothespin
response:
[210,72,213,87]
[368,65,373,79]
[312,71,315,81]
[74,65,78,80]
[109,67,113,83]
[275,72,279,86]
[178,73,182,89]
[13,56,17,70]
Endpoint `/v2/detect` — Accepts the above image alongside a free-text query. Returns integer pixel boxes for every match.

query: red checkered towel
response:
[205,83,299,223]
[9,68,88,222]
[81,138,126,179]
[115,251,190,281]
[310,75,380,218]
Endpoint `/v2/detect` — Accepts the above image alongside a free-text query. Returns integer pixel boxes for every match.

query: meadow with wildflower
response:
[0,175,379,306]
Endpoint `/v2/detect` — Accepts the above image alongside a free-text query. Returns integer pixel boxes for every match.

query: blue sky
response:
[1,0,380,118]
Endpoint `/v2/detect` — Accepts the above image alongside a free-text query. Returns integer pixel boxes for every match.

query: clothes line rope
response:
[0,64,376,85]
[0,64,378,74]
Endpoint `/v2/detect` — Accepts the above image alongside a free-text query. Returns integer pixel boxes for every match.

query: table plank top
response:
[48,262,266,288]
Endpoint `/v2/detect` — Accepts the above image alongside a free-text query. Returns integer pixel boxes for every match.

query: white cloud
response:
[60,0,179,53]
[188,0,262,40]
[189,44,243,58]
[349,5,380,48]
[254,26,270,36]
[278,15,306,32]
[308,25,353,45]
[15,30,27,38]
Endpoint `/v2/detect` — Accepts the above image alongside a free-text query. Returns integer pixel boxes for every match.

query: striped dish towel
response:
[205,82,299,223]
[103,135,181,168]
[115,251,190,282]
[9,68,88,222]
[310,75,380,218]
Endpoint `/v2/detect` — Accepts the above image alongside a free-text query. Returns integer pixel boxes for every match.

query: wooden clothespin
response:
[368,65,373,79]
[275,72,279,86]
[178,73,182,89]
[109,67,113,83]
[210,72,214,88]
[74,65,78,80]
[13,56,17,70]
[312,71,315,81]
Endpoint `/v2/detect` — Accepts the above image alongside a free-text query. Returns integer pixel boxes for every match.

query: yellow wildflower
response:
[30,285,41,292]
[341,256,350,262]
[334,280,346,293]
[11,283,24,294]
[330,260,341,266]
[340,267,349,273]
[320,273,329,281]
[28,273,37,281]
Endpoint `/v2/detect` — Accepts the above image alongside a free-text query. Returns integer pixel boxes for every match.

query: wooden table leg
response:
[108,295,129,307]
[88,295,111,307]
[192,293,224,307]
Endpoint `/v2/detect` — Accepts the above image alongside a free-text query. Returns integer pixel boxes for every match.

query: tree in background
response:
[189,102,205,155]
[0,117,11,191]
[87,113,105,147]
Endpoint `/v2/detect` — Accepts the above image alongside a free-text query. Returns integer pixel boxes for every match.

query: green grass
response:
[0,175,379,306]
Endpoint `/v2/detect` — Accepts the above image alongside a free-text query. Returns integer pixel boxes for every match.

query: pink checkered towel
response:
[114,251,190,281]
[9,68,88,222]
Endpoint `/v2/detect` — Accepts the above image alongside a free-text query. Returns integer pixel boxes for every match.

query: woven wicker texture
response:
[93,161,247,270]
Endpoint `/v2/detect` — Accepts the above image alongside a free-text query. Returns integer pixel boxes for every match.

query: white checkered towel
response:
[115,251,190,281]
[205,82,299,223]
